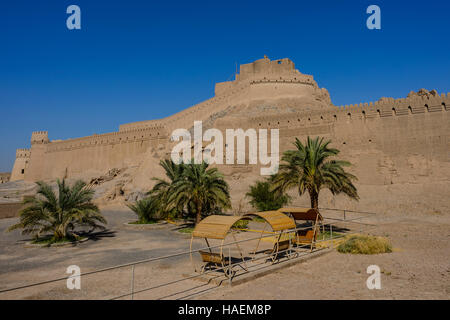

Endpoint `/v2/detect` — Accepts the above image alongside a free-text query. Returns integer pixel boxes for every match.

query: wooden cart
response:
[243,211,297,263]
[278,208,323,252]
[190,215,250,279]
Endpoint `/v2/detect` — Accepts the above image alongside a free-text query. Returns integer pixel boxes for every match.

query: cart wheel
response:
[271,254,277,264]
[225,268,235,278]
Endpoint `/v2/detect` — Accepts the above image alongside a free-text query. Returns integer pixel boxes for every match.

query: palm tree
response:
[169,161,231,224]
[148,159,185,218]
[127,196,161,223]
[246,180,291,211]
[8,179,106,242]
[272,136,359,209]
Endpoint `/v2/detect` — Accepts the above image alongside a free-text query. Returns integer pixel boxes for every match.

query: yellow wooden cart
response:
[243,211,297,263]
[190,215,251,278]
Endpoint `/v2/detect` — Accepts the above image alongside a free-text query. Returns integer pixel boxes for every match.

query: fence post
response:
[330,224,333,248]
[343,210,346,221]
[228,247,232,285]
[131,265,135,300]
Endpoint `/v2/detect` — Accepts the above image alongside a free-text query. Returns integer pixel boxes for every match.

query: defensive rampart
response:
[9,57,450,207]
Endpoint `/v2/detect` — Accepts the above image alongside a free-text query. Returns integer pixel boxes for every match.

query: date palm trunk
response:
[196,201,202,225]
[309,190,319,210]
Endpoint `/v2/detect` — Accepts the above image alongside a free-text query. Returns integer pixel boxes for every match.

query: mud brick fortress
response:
[10,56,450,211]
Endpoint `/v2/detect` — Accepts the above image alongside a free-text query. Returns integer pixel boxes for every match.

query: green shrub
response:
[32,234,86,245]
[317,230,343,240]
[246,180,291,211]
[178,227,194,234]
[127,197,161,224]
[250,216,266,223]
[337,234,392,254]
[129,220,158,225]
[232,220,249,230]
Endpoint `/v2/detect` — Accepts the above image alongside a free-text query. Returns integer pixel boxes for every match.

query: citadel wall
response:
[9,57,450,195]
[214,93,449,183]
[24,126,169,181]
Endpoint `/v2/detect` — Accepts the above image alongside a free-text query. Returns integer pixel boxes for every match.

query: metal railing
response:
[0,209,377,300]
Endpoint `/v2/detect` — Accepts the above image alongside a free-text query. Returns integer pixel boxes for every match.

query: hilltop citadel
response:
[10,56,450,211]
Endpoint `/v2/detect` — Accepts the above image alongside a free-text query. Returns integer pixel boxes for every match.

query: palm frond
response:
[271,136,359,208]
[7,179,106,241]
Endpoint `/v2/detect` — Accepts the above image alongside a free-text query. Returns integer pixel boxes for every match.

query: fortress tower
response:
[10,148,31,181]
[31,131,49,145]
[120,56,333,133]
[236,56,299,80]
[24,131,50,181]
[213,56,332,114]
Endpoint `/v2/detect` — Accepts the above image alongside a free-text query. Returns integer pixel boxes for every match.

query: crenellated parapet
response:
[46,125,168,153]
[119,120,166,132]
[215,57,318,95]
[240,91,449,129]
[31,131,49,145]
[16,148,30,158]
[237,56,299,81]
[335,91,449,118]
[248,76,317,87]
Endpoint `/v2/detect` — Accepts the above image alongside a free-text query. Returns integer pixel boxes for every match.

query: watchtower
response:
[31,131,49,145]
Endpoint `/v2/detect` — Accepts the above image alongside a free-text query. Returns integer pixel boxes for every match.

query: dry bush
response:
[337,234,392,254]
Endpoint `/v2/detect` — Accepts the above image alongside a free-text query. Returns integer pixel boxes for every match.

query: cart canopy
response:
[278,207,323,222]
[192,215,250,240]
[243,211,296,231]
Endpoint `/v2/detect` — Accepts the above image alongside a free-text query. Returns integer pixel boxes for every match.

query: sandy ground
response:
[0,203,448,300]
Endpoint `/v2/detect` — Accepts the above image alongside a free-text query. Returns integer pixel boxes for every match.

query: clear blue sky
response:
[1,0,449,172]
